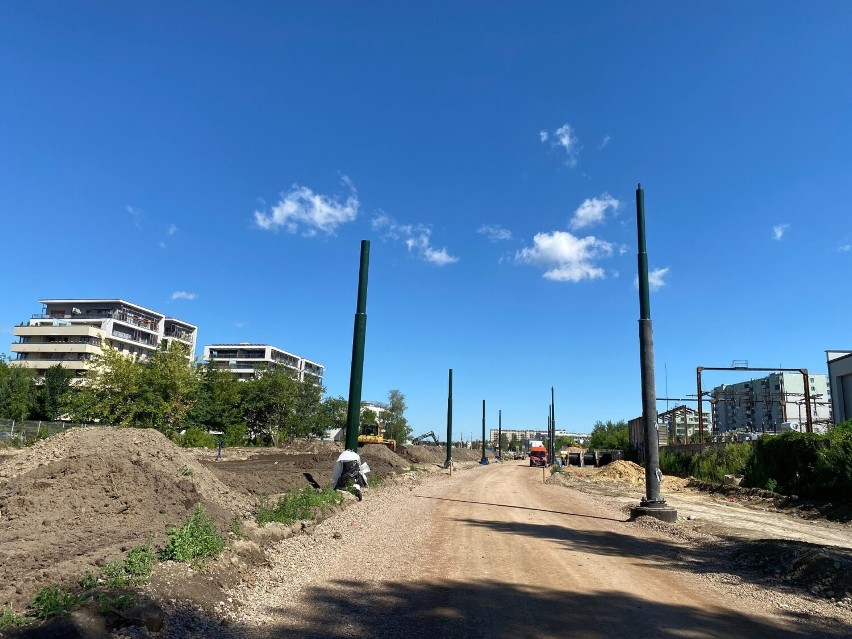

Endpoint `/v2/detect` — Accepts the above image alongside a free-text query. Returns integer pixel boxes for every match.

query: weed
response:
[256,487,343,527]
[765,478,778,492]
[78,570,98,590]
[30,585,81,620]
[229,515,243,538]
[102,543,154,587]
[160,504,226,565]
[0,606,27,630]
[178,466,194,477]
[367,473,384,488]
[98,592,137,614]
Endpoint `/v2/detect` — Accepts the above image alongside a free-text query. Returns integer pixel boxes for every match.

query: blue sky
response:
[2,2,851,438]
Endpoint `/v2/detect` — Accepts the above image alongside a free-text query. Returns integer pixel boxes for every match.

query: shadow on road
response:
[413,494,627,522]
[250,578,847,638]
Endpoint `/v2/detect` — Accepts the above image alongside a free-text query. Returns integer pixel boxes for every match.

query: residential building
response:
[488,428,588,447]
[657,405,712,444]
[10,299,197,382]
[711,372,831,433]
[827,350,852,425]
[203,343,324,384]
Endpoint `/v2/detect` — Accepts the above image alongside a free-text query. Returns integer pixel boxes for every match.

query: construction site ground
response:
[0,429,850,638]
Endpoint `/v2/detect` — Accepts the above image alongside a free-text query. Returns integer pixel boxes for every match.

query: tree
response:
[35,364,74,421]
[315,396,347,439]
[186,362,245,445]
[239,366,298,445]
[0,357,37,421]
[360,407,378,425]
[137,343,199,435]
[290,377,327,439]
[68,346,144,426]
[589,420,629,450]
[383,389,411,445]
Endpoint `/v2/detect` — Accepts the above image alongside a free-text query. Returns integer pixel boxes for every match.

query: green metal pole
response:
[445,368,453,468]
[480,399,488,464]
[631,185,676,522]
[551,386,556,463]
[344,240,370,452]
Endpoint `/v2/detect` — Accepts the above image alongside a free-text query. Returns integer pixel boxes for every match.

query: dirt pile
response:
[397,444,446,465]
[596,460,646,485]
[0,428,252,610]
[359,444,410,470]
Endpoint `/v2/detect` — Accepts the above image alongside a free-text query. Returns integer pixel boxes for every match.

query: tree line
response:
[0,345,410,447]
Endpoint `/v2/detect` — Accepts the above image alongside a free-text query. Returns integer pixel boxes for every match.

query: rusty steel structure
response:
[696,366,813,442]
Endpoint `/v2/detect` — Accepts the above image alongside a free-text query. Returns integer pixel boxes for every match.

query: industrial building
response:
[827,350,852,425]
[710,372,831,433]
[10,299,197,382]
[203,343,324,384]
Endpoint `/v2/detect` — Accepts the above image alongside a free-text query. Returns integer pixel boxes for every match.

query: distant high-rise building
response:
[711,372,831,433]
[203,343,323,384]
[10,299,197,382]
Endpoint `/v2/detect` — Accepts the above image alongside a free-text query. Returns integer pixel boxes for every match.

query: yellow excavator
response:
[357,423,397,451]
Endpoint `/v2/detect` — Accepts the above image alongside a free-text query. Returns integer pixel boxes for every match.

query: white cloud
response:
[838,244,851,253]
[168,224,177,236]
[254,177,359,236]
[234,321,246,328]
[515,231,613,282]
[772,223,790,240]
[171,291,197,300]
[599,134,611,149]
[126,205,142,228]
[477,224,513,242]
[569,194,620,230]
[633,267,670,291]
[372,214,459,266]
[540,122,581,167]
[158,241,167,249]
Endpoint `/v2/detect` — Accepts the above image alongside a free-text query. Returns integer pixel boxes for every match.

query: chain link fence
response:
[0,418,109,443]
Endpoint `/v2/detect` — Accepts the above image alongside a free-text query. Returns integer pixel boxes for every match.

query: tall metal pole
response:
[551,386,556,462]
[344,240,370,452]
[631,185,676,522]
[480,399,488,464]
[445,369,453,468]
[498,409,502,460]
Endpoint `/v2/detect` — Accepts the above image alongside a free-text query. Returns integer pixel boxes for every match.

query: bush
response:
[256,487,343,527]
[0,606,26,630]
[160,504,226,565]
[179,427,216,448]
[30,585,81,620]
[743,432,825,496]
[659,443,752,483]
[101,543,154,587]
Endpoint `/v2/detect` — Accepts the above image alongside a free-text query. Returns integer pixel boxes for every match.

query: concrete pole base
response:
[629,505,678,523]
[480,458,489,465]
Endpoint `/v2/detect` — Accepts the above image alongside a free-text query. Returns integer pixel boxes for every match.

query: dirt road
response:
[230,461,851,639]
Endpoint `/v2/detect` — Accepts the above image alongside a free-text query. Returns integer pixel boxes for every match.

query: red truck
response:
[529,445,548,467]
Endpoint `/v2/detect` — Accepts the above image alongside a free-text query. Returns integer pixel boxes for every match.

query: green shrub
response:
[30,585,81,620]
[179,427,216,448]
[78,570,98,590]
[101,543,154,587]
[0,606,26,630]
[659,443,752,483]
[744,432,825,496]
[160,504,225,564]
[256,487,343,527]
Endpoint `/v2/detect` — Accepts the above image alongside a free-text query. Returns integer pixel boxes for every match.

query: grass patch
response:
[160,504,225,565]
[229,515,243,538]
[102,543,154,587]
[367,473,384,488]
[0,606,27,630]
[178,466,194,477]
[30,585,81,620]
[257,487,343,527]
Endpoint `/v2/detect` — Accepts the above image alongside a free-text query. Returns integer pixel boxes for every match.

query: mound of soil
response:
[358,444,410,471]
[397,444,445,465]
[0,428,252,610]
[596,460,646,485]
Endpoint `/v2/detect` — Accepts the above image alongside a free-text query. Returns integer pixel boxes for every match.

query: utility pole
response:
[498,409,502,460]
[480,400,489,465]
[345,241,370,452]
[551,386,556,464]
[630,185,676,522]
[445,369,453,468]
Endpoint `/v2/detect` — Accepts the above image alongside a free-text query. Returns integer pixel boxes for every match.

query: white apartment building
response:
[711,372,831,433]
[203,343,324,384]
[10,299,197,381]
[827,350,852,425]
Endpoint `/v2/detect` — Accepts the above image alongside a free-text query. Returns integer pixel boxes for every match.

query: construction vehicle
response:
[529,444,548,467]
[412,431,439,445]
[357,423,397,451]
